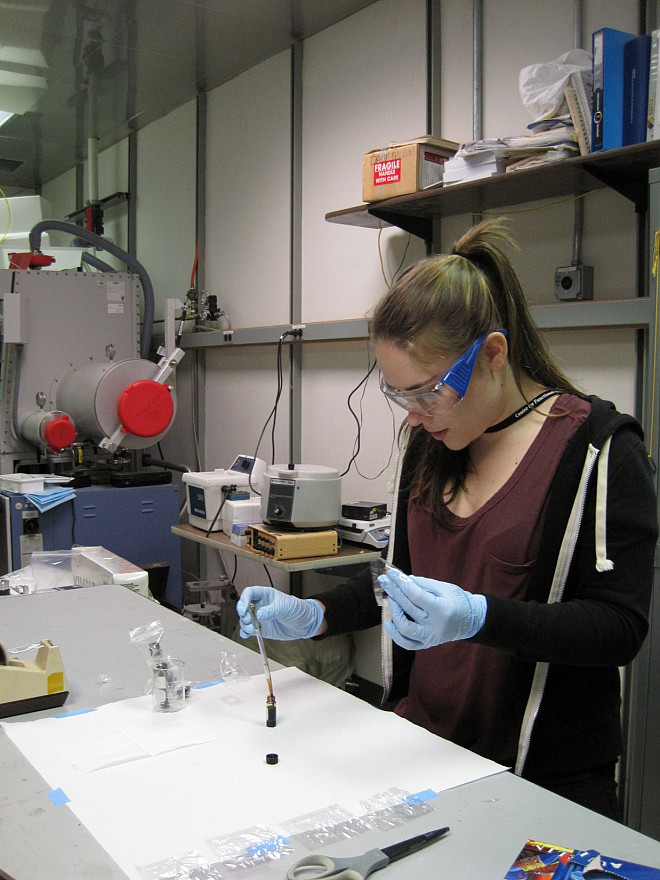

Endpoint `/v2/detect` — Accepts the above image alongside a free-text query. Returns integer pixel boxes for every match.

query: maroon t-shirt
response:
[395,394,591,766]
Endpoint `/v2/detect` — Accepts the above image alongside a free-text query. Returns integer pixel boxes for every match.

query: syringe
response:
[249,602,277,727]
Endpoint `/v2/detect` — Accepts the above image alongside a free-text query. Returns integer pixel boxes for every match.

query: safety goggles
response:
[379,329,506,413]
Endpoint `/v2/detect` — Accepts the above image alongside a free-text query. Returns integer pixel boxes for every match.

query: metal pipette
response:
[249,602,277,727]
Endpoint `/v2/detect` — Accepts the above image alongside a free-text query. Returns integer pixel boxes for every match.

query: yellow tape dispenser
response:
[0,640,69,718]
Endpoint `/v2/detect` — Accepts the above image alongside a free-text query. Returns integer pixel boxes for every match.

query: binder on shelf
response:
[646,29,660,141]
[592,26,637,152]
[564,71,592,154]
[623,33,651,146]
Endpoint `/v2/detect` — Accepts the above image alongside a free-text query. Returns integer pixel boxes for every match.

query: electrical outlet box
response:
[554,265,594,301]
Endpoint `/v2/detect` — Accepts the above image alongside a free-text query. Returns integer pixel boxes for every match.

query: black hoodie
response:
[318,397,658,783]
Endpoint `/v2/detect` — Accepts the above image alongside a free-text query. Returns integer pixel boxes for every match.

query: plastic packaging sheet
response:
[137,851,225,880]
[281,792,436,852]
[206,825,294,869]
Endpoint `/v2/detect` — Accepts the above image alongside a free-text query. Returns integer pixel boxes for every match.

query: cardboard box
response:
[362,136,458,202]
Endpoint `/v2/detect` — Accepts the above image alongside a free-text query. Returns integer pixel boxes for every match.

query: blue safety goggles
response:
[379,330,506,413]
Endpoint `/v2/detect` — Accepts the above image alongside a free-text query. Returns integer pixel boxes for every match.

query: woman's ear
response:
[483,331,508,373]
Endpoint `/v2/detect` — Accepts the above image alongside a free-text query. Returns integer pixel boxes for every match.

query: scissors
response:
[286,826,450,880]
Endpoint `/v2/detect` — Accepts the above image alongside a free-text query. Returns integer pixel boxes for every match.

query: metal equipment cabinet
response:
[1,483,182,607]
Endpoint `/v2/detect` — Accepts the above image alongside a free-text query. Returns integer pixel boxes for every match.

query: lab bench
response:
[1,585,660,880]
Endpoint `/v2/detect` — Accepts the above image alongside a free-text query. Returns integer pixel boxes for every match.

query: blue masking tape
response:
[404,789,438,804]
[54,708,97,718]
[193,680,225,689]
[48,788,70,807]
[246,836,291,856]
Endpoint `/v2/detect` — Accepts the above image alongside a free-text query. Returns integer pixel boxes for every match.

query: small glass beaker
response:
[152,658,186,712]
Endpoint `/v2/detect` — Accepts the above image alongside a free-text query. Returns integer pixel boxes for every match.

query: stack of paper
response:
[442,149,508,185]
[443,130,578,185]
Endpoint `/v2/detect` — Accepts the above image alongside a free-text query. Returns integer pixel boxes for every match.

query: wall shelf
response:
[179,318,370,349]
[175,143,660,353]
[175,298,649,351]
[325,141,660,243]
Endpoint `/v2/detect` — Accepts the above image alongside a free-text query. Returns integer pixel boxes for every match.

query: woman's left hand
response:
[379,567,487,650]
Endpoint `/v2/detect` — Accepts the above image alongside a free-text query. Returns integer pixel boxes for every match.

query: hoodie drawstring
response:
[595,436,614,572]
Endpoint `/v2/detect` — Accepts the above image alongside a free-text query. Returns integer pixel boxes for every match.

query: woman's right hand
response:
[236,586,325,640]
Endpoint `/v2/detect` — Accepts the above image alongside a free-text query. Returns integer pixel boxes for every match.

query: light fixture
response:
[0,45,48,118]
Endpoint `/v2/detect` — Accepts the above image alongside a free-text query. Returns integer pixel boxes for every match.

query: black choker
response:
[484,390,561,434]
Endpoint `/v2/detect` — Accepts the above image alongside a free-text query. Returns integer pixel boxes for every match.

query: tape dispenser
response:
[0,639,69,718]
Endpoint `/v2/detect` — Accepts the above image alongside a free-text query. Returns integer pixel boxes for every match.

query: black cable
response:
[340,358,378,477]
[391,233,412,283]
[175,309,187,347]
[271,335,286,462]
[204,484,237,538]
[249,331,298,491]
[355,379,396,480]
[341,355,396,481]
[143,453,190,474]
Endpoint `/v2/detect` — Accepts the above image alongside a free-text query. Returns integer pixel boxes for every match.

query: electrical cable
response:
[249,330,299,492]
[81,251,115,273]
[191,349,201,471]
[143,453,191,474]
[340,345,397,480]
[204,484,236,538]
[355,389,397,480]
[190,244,198,289]
[340,357,378,477]
[377,228,413,287]
[175,308,187,347]
[393,235,412,281]
[270,334,286,463]
[481,188,600,217]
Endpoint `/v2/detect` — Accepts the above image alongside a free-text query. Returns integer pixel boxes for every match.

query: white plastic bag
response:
[519,49,592,120]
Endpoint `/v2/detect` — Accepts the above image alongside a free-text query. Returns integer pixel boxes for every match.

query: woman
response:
[237,218,657,820]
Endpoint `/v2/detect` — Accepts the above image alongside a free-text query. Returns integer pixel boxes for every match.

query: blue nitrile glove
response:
[236,586,324,641]
[379,567,486,650]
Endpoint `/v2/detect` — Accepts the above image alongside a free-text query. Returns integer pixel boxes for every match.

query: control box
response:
[247,525,338,560]
[341,502,387,521]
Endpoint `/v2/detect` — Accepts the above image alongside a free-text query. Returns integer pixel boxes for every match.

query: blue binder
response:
[623,33,652,145]
[592,26,638,151]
